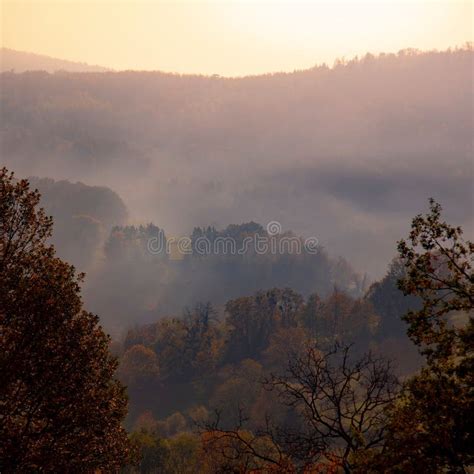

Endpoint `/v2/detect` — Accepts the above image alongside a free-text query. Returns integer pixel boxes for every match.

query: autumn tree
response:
[150,303,222,385]
[316,288,377,347]
[127,425,201,474]
[118,344,160,389]
[210,359,265,428]
[263,326,309,373]
[183,302,223,379]
[204,344,398,473]
[299,292,323,338]
[397,199,473,363]
[0,169,134,471]
[366,258,420,339]
[225,288,304,361]
[367,199,474,472]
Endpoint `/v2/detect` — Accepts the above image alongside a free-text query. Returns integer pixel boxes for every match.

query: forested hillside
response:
[28,177,127,268]
[3,168,472,472]
[18,180,366,333]
[108,200,473,472]
[117,276,419,429]
[1,42,473,472]
[84,221,365,332]
[1,47,472,275]
[3,0,474,466]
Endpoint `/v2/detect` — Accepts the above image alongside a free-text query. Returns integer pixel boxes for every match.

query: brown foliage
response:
[203,344,398,473]
[364,199,474,472]
[0,168,134,471]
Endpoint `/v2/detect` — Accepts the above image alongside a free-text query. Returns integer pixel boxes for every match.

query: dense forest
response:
[27,177,127,268]
[1,45,473,473]
[1,172,472,472]
[26,176,366,333]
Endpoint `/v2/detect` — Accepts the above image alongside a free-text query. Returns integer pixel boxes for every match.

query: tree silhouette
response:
[203,344,398,473]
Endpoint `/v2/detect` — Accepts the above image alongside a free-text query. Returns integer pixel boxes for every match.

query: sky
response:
[1,0,472,76]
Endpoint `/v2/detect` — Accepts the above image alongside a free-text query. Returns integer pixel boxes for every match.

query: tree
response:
[118,344,160,388]
[165,432,201,474]
[225,288,304,361]
[105,223,165,261]
[263,326,308,373]
[397,199,473,363]
[183,303,223,379]
[149,303,222,385]
[127,429,200,474]
[299,292,323,337]
[204,344,398,473]
[366,258,420,339]
[210,359,264,428]
[0,168,134,471]
[368,199,474,472]
[128,429,170,474]
[317,288,376,347]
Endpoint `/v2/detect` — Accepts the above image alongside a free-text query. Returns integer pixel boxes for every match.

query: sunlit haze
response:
[2,0,472,75]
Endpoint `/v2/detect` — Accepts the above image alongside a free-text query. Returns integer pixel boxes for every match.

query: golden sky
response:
[1,0,472,76]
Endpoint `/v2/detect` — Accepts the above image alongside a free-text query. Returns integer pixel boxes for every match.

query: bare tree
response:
[202,344,399,473]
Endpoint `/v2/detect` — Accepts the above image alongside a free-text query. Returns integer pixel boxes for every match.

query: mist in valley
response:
[2,9,474,465]
[1,47,472,334]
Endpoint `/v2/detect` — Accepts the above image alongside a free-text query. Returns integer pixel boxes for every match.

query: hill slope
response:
[1,47,472,276]
[0,48,109,73]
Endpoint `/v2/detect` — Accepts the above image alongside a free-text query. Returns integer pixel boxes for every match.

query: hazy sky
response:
[1,0,472,76]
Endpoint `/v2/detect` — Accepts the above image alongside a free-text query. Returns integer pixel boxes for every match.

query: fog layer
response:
[1,48,472,277]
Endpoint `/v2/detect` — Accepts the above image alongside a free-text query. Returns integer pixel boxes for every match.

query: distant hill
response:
[28,177,128,229]
[0,48,110,73]
[27,177,128,270]
[1,47,472,277]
